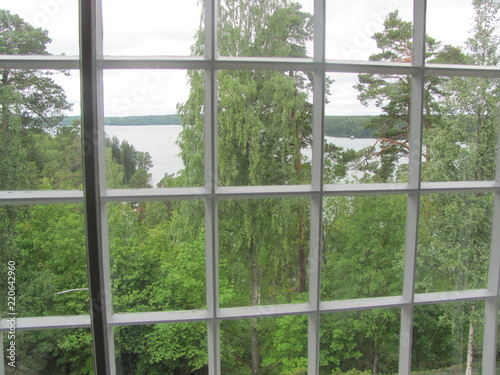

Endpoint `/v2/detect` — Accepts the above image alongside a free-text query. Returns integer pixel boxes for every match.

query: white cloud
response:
[2,0,478,117]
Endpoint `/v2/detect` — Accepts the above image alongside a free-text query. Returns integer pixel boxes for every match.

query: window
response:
[1,0,499,374]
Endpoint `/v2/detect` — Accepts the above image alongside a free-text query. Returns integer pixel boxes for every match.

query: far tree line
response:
[59,114,380,139]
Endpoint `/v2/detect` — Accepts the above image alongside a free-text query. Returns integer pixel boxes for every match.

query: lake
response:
[105,125,378,186]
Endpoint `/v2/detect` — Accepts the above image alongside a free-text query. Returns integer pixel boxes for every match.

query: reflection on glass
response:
[109,200,206,313]
[3,328,93,373]
[219,198,310,308]
[102,0,201,56]
[321,195,406,301]
[412,301,484,374]
[217,70,313,187]
[114,322,208,374]
[221,315,308,375]
[320,308,400,374]
[417,193,492,293]
[427,0,499,67]
[0,204,89,318]
[326,0,412,61]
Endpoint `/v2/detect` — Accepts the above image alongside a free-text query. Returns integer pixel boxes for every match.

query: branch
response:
[355,137,408,168]
[55,288,89,295]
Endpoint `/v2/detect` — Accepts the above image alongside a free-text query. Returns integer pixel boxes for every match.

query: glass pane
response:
[324,72,411,184]
[326,0,413,61]
[3,328,93,374]
[0,204,89,318]
[114,322,208,373]
[322,195,406,301]
[422,76,499,182]
[217,70,313,187]
[0,70,81,191]
[217,0,313,58]
[219,198,309,308]
[109,200,206,313]
[416,193,492,293]
[221,315,308,375]
[412,301,484,374]
[427,0,499,66]
[102,0,202,56]
[320,308,400,374]
[103,69,197,188]
[2,1,79,56]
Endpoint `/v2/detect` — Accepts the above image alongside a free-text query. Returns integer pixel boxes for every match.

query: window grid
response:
[0,0,499,374]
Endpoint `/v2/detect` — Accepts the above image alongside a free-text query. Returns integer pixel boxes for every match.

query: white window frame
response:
[1,0,500,374]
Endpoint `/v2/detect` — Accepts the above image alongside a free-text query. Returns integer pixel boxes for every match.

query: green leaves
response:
[0,10,50,55]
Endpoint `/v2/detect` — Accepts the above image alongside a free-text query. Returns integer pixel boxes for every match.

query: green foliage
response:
[331,370,372,375]
[322,195,406,300]
[14,204,88,317]
[9,329,94,375]
[354,11,467,180]
[260,315,308,374]
[320,309,400,374]
[115,322,208,375]
[0,10,50,55]
[106,135,153,187]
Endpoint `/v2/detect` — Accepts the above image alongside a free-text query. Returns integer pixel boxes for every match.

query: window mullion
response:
[80,0,115,373]
[308,1,326,374]
[399,0,427,373]
[204,0,220,374]
[482,112,500,372]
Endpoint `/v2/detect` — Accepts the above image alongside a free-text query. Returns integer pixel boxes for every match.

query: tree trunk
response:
[292,99,307,294]
[465,320,474,375]
[297,205,306,293]
[1,70,10,129]
[250,240,260,374]
[372,340,379,375]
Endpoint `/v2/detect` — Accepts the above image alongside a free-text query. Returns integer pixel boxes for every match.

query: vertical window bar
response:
[308,1,326,374]
[0,333,4,375]
[399,0,426,373]
[482,112,500,372]
[204,0,220,374]
[79,0,114,373]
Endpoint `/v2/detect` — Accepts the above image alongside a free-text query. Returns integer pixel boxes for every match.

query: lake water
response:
[105,125,377,186]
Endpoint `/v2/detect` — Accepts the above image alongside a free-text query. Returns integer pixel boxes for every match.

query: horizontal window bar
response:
[2,289,495,331]
[1,55,498,79]
[413,289,496,304]
[1,181,498,205]
[425,63,500,78]
[0,190,83,205]
[320,296,408,312]
[110,310,211,326]
[0,315,90,331]
[420,181,500,194]
[103,187,208,202]
[218,303,312,319]
[0,55,80,69]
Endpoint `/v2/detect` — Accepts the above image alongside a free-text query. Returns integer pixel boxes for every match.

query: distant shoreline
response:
[59,114,378,138]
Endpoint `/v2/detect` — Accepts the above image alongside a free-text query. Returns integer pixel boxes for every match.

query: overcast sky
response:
[3,0,475,117]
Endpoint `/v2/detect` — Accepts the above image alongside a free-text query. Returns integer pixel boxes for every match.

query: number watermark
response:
[6,261,16,368]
